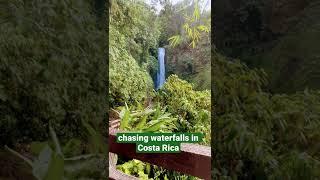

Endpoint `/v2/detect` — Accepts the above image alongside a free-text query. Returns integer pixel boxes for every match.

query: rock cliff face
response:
[213,0,320,93]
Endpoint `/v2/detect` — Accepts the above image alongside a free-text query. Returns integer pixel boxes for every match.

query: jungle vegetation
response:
[213,0,320,179]
[3,0,318,179]
[109,0,211,179]
[0,0,108,179]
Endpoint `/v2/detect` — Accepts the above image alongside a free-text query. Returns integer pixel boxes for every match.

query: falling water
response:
[156,48,165,89]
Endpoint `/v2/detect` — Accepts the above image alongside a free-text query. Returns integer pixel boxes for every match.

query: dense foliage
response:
[160,0,211,90]
[109,29,154,105]
[5,126,107,179]
[213,0,320,93]
[109,0,162,105]
[110,1,211,179]
[115,103,177,132]
[158,75,211,144]
[213,51,320,179]
[0,0,108,179]
[0,0,107,146]
[113,74,211,179]
[166,40,211,90]
[213,0,320,178]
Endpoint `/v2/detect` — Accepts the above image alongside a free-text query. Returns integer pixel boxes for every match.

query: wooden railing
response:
[109,128,211,180]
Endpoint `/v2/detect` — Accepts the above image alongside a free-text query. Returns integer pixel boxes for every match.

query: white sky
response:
[145,0,211,14]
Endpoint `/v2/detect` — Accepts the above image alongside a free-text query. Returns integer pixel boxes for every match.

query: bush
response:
[159,75,210,120]
[109,26,154,105]
[109,0,160,106]
[213,52,320,178]
[142,55,159,85]
[157,75,211,145]
[0,0,107,145]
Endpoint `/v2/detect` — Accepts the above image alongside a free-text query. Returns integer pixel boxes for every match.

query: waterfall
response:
[156,48,165,89]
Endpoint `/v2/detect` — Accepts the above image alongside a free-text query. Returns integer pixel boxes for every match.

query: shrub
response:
[213,52,320,178]
[109,27,154,105]
[109,0,160,106]
[114,102,177,132]
[0,0,107,145]
[158,75,210,121]
[157,75,211,145]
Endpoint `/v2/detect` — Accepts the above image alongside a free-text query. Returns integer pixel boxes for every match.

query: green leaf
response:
[131,108,155,117]
[64,154,105,178]
[197,25,209,33]
[49,126,62,156]
[44,153,64,180]
[82,121,107,153]
[143,121,167,132]
[189,40,196,48]
[32,145,52,180]
[157,113,172,121]
[168,35,181,47]
[136,115,147,130]
[193,1,200,21]
[153,104,162,120]
[120,108,131,130]
[145,163,151,174]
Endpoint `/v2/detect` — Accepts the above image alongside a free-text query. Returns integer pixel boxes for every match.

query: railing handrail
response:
[109,128,211,180]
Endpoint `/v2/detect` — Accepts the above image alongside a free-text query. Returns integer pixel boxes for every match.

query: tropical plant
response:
[0,0,107,145]
[109,1,211,179]
[5,126,107,179]
[114,103,177,133]
[168,0,211,48]
[117,159,150,180]
[114,102,179,179]
[157,75,211,145]
[115,101,205,179]
[213,51,320,179]
[109,0,161,106]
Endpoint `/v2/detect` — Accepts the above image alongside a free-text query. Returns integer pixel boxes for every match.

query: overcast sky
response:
[145,0,211,14]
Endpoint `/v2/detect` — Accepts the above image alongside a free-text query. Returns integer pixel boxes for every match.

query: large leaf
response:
[135,115,148,130]
[32,145,52,180]
[49,126,62,156]
[120,108,131,130]
[197,25,210,33]
[157,113,172,120]
[44,153,64,180]
[131,108,156,117]
[193,0,200,21]
[143,121,167,132]
[82,121,107,154]
[64,154,106,178]
[168,35,181,47]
